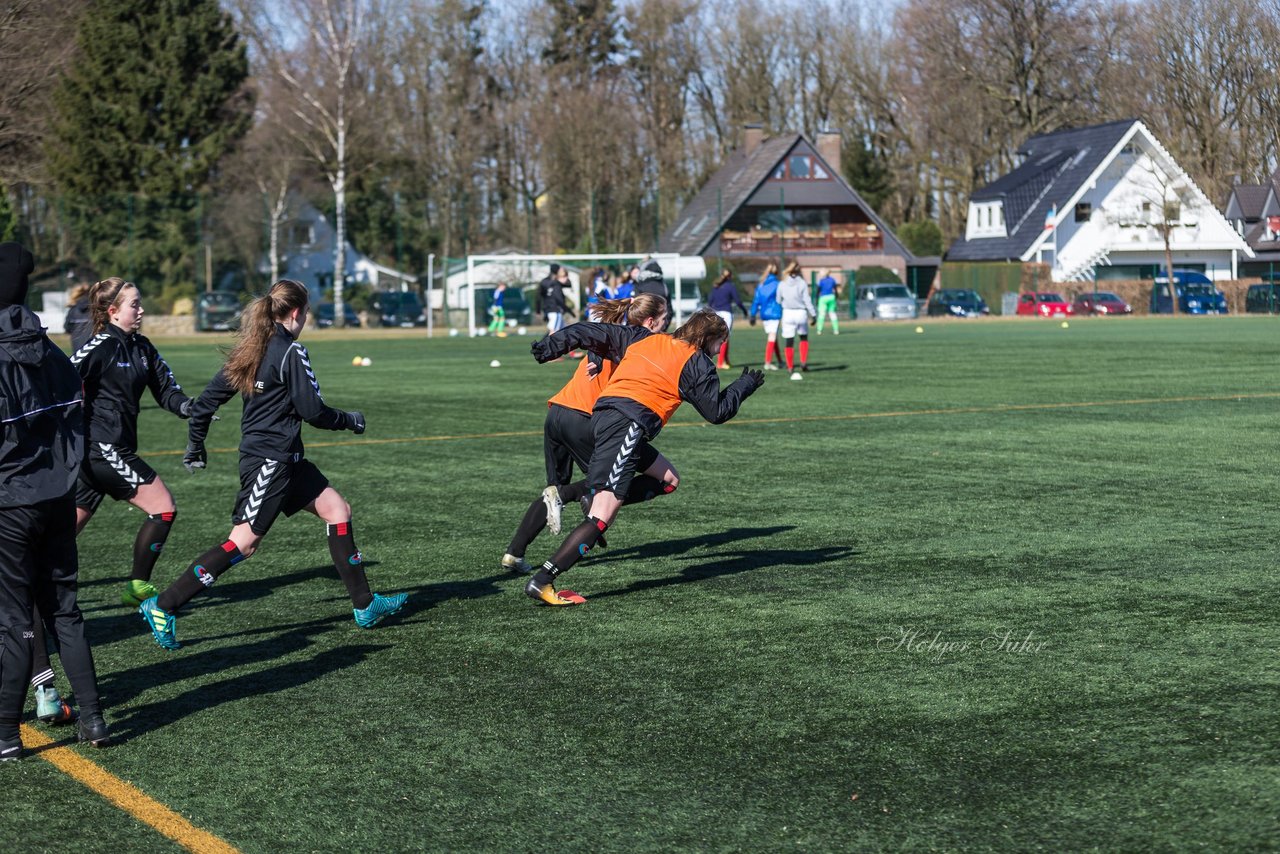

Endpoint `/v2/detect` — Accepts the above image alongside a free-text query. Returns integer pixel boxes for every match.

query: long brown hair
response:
[762,262,779,278]
[224,280,310,395]
[714,269,733,286]
[782,261,802,279]
[88,277,134,333]
[593,293,667,325]
[672,308,728,351]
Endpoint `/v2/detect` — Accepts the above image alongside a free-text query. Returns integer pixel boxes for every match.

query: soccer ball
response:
[517,326,527,335]
[361,357,372,367]
[448,328,459,337]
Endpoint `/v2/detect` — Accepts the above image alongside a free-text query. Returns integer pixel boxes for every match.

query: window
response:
[772,154,830,181]
[1075,202,1092,223]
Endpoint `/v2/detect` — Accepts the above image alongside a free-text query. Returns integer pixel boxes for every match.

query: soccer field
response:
[6,317,1278,852]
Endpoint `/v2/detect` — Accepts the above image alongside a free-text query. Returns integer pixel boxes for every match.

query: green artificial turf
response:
[3,316,1278,852]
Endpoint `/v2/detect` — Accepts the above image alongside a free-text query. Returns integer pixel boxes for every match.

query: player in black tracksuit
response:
[70,278,194,609]
[138,279,407,651]
[0,242,109,758]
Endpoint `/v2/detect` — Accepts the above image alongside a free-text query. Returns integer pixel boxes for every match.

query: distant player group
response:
[1,247,825,758]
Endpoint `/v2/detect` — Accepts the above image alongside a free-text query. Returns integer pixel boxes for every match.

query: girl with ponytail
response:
[501,293,671,573]
[70,277,196,610]
[139,280,407,650]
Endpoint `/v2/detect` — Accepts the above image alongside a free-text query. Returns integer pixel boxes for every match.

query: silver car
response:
[855,284,919,320]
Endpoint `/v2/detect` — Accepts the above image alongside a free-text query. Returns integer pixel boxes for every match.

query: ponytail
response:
[223,280,309,395]
[593,292,667,326]
[88,277,134,333]
[715,269,732,286]
[672,308,727,351]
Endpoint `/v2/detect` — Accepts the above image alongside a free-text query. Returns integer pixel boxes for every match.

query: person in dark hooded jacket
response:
[0,242,110,759]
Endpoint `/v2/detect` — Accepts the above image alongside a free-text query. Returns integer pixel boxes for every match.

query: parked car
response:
[926,288,988,317]
[1072,290,1132,315]
[195,291,242,332]
[1150,270,1227,314]
[1016,292,1075,317]
[855,284,919,320]
[1245,283,1280,314]
[315,302,361,328]
[371,290,427,327]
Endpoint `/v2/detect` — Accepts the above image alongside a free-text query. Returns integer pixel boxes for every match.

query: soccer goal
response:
[449,252,703,337]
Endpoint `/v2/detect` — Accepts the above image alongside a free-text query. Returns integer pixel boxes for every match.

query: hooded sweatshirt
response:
[0,305,85,507]
[749,274,783,320]
[777,274,817,316]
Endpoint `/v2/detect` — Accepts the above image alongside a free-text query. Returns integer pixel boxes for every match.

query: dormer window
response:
[967,201,1007,239]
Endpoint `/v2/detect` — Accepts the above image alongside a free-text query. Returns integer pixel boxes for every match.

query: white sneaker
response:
[764,363,780,371]
[790,371,803,381]
[541,485,563,534]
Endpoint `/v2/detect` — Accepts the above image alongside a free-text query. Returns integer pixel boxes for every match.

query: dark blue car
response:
[927,288,989,317]
[1150,271,1227,314]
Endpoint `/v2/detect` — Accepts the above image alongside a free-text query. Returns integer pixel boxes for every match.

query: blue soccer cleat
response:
[139,596,180,650]
[35,685,77,725]
[353,592,408,628]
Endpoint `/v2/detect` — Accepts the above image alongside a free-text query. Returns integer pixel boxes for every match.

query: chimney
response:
[816,129,842,177]
[743,124,764,157]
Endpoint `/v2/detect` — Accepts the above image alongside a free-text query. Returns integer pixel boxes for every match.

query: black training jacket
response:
[0,305,85,507]
[70,323,190,452]
[189,324,350,462]
[532,322,758,440]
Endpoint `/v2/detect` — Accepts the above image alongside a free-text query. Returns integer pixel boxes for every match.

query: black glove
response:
[741,366,765,390]
[531,338,555,363]
[741,307,750,319]
[183,442,206,473]
[345,411,366,435]
[748,315,757,326]
[179,399,193,419]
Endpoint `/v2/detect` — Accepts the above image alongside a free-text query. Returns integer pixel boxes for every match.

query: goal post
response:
[460,252,701,337]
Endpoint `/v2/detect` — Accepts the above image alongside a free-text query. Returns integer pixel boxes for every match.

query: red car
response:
[1073,291,1133,315]
[1016,292,1076,317]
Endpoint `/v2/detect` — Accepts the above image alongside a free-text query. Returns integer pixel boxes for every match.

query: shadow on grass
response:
[588,525,796,565]
[588,543,860,600]
[98,615,389,738]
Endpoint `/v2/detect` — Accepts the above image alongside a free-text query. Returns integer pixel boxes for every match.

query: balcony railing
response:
[719,228,884,254]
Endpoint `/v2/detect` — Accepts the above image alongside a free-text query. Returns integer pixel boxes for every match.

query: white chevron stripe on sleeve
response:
[70,333,110,366]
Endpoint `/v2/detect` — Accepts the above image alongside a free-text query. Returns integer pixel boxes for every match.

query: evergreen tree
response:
[543,0,622,83]
[844,137,893,215]
[0,182,15,243]
[897,220,943,257]
[47,0,251,307]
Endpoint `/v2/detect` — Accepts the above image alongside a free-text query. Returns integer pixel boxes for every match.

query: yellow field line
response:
[148,391,1280,457]
[19,724,240,854]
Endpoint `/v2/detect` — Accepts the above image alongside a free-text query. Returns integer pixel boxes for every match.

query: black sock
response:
[327,521,373,609]
[558,481,589,504]
[623,475,675,505]
[132,511,175,581]
[157,540,244,613]
[506,495,549,558]
[535,516,608,584]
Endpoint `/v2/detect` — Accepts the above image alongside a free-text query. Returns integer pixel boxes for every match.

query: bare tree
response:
[239,0,378,325]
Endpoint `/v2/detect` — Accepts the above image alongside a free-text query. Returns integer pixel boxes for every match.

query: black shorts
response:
[544,404,596,486]
[232,456,330,536]
[75,443,158,512]
[586,409,659,498]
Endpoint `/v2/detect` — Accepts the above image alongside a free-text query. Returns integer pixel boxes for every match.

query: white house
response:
[947,119,1253,282]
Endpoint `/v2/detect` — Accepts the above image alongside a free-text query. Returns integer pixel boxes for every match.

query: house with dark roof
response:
[947,119,1251,282]
[658,127,930,289]
[1223,170,1280,277]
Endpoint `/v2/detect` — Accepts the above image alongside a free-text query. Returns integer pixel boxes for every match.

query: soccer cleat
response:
[801,363,810,372]
[524,577,584,606]
[542,485,563,535]
[35,685,77,725]
[76,715,111,748]
[764,363,780,371]
[0,735,22,761]
[501,553,535,574]
[139,597,180,650]
[353,592,408,628]
[121,578,160,607]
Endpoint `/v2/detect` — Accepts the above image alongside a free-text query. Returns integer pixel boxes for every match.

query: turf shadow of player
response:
[585,525,795,566]
[588,543,861,600]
